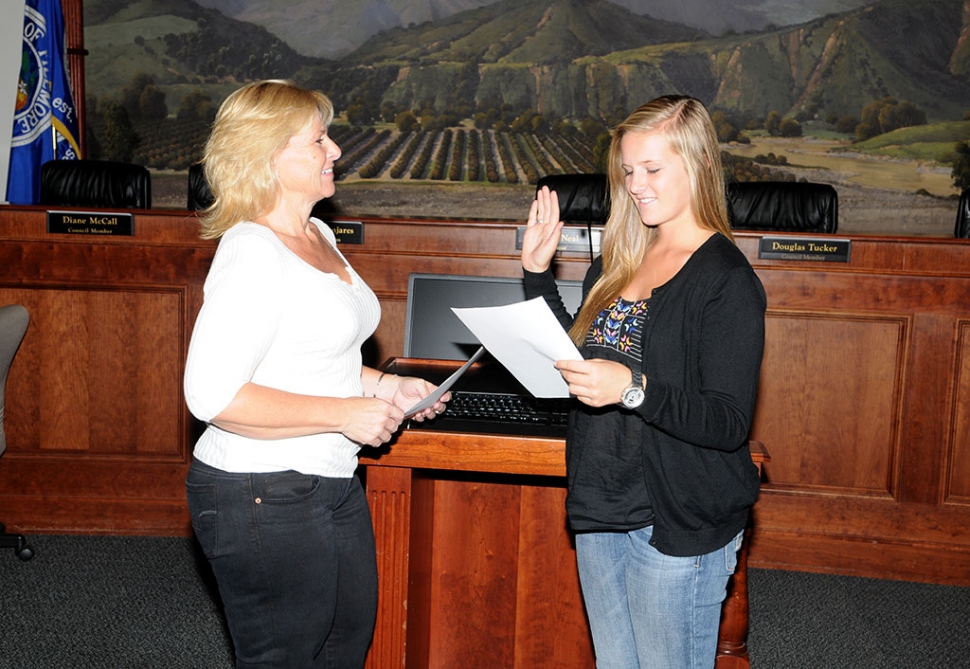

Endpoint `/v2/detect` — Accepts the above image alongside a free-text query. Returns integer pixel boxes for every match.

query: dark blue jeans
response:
[186,459,378,669]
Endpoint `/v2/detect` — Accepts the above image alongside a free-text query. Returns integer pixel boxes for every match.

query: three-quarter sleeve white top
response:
[184,219,380,478]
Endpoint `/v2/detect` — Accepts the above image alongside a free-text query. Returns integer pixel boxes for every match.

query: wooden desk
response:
[359,360,767,669]
[4,205,970,586]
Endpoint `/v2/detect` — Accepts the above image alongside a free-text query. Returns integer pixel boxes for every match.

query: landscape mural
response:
[82,0,970,236]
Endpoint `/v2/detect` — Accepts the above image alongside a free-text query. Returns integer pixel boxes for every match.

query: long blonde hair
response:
[198,79,335,240]
[568,95,732,345]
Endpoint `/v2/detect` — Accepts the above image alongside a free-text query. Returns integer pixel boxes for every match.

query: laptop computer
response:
[399,273,583,437]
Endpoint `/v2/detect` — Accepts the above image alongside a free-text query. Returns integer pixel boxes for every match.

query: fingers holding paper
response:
[392,375,451,422]
[521,186,564,274]
[555,358,634,408]
[340,397,405,447]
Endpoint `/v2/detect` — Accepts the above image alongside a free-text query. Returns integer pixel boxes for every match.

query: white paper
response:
[451,298,582,398]
[403,346,485,417]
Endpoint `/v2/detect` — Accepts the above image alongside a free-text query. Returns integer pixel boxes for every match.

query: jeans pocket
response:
[724,530,744,574]
[253,472,324,529]
[260,471,322,506]
[186,481,219,557]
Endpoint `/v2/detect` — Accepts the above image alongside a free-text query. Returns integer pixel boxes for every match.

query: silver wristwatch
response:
[620,367,645,409]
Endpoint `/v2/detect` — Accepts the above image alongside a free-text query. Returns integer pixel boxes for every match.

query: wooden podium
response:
[359,359,767,669]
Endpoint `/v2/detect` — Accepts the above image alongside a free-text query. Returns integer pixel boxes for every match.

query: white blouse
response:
[183,219,380,477]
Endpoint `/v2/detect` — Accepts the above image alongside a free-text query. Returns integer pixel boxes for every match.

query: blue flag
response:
[6,0,80,205]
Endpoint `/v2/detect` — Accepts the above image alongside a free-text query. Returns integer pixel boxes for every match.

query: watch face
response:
[622,386,645,408]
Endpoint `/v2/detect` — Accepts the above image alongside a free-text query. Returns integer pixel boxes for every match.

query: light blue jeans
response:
[575,525,743,669]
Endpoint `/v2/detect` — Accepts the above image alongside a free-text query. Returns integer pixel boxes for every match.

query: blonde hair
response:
[568,95,732,345]
[198,79,335,240]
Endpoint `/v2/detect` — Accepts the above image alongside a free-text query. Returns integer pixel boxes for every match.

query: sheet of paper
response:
[452,298,582,398]
[403,346,485,417]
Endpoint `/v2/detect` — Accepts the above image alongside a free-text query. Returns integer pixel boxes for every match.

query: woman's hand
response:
[521,186,564,274]
[555,358,637,408]
[390,376,451,422]
[340,397,405,447]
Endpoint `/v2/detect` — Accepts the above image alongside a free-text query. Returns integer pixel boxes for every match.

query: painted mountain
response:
[330,0,970,122]
[86,0,970,124]
[190,0,875,58]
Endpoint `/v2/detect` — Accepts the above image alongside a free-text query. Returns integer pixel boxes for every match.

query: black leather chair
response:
[40,159,151,209]
[954,189,970,238]
[535,173,608,227]
[187,162,214,211]
[726,180,838,233]
[538,174,839,237]
[535,173,608,261]
[0,304,32,561]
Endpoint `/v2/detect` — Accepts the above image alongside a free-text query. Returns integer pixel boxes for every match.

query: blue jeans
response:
[186,459,378,669]
[575,525,743,669]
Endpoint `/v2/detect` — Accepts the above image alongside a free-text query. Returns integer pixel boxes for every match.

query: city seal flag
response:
[6,0,80,205]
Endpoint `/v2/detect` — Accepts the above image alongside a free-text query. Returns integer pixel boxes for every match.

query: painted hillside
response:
[82,0,970,233]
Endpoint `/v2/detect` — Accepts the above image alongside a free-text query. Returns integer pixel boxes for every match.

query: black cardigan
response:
[524,233,767,556]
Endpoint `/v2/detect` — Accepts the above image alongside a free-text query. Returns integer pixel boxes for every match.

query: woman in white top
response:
[184,79,446,669]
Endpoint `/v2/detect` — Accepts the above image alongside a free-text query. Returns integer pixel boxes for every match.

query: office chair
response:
[538,174,839,251]
[954,189,970,238]
[40,159,152,209]
[0,304,33,561]
[726,180,839,233]
[535,173,608,261]
[535,173,608,226]
[187,162,214,211]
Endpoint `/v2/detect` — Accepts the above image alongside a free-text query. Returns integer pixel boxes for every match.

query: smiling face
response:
[619,129,694,231]
[274,113,341,206]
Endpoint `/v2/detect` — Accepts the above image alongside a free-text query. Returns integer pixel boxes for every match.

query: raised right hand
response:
[521,186,564,273]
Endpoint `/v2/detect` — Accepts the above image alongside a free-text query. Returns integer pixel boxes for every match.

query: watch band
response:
[620,366,645,409]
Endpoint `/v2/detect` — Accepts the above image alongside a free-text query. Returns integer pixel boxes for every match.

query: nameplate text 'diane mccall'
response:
[46,211,134,236]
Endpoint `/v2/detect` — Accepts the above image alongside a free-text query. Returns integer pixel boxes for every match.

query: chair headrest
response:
[955,190,970,238]
[727,181,838,234]
[187,163,214,211]
[40,160,151,210]
[536,174,608,226]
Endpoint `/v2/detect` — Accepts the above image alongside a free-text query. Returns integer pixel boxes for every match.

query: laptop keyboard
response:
[409,391,572,438]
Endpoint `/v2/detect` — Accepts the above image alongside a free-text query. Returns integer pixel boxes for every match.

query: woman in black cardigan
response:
[521,96,766,669]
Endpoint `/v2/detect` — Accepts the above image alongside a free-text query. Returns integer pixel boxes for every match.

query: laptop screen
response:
[403,273,583,361]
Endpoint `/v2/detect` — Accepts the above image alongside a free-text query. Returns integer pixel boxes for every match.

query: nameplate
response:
[516,226,602,254]
[758,236,851,262]
[47,211,134,236]
[327,220,363,245]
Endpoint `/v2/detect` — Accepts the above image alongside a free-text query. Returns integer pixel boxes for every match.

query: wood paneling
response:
[2,287,182,456]
[3,205,970,587]
[755,311,904,494]
[948,321,970,504]
[360,423,764,669]
[0,207,212,534]
[513,484,590,668]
